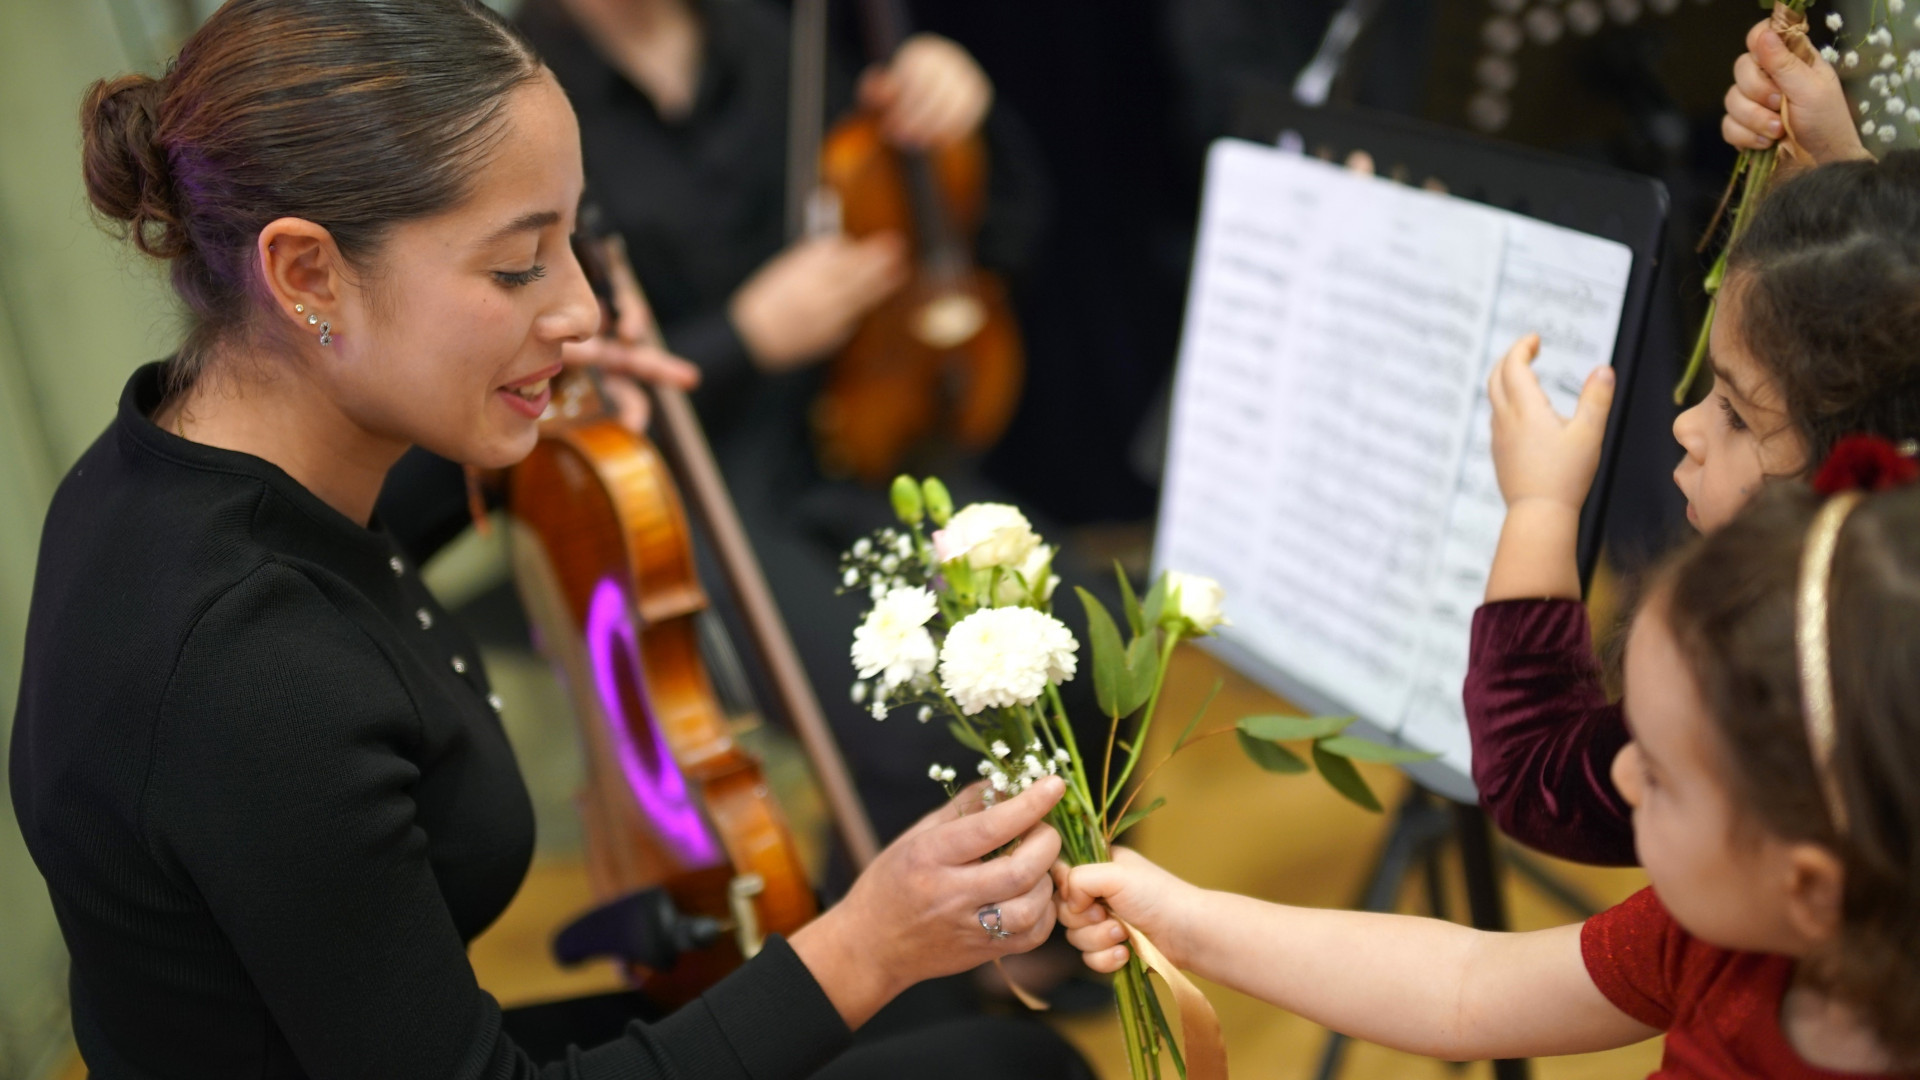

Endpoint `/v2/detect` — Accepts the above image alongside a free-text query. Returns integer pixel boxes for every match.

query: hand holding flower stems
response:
[842,476,1442,1079]
[1723,18,1869,165]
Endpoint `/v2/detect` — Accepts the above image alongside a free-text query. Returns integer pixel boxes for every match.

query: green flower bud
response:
[923,477,954,526]
[890,475,925,525]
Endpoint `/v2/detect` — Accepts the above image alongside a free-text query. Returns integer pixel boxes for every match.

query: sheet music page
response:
[1398,218,1633,773]
[1156,141,1505,725]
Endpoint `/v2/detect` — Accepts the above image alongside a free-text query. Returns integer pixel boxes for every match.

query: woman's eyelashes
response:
[493,263,548,288]
[1717,394,1749,433]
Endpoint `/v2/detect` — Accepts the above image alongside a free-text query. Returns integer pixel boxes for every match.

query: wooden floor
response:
[469,642,1663,1079]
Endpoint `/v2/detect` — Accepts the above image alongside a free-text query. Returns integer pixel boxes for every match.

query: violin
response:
[790,0,1025,484]
[507,229,878,1006]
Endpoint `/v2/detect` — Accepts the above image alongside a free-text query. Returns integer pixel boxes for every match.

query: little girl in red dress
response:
[1058,451,1920,1075]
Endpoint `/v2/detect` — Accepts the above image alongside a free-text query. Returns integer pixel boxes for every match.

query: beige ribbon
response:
[1770,2,1821,170]
[1125,921,1229,1080]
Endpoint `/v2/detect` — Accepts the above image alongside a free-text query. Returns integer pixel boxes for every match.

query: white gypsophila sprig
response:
[851,586,940,696]
[938,606,1079,715]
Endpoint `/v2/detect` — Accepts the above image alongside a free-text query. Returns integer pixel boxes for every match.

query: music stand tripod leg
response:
[1312,786,1453,1080]
[1453,803,1532,1080]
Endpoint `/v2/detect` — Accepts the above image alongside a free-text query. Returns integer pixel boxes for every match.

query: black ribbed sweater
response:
[9,364,849,1079]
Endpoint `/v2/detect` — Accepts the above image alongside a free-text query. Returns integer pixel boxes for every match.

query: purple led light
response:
[586,577,720,866]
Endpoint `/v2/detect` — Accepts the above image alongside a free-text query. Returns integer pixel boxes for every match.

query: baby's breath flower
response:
[1881,123,1900,143]
[1827,11,1843,30]
[851,681,869,704]
[1054,747,1071,763]
[1905,106,1919,123]
[1865,119,1880,135]
[1822,45,1842,64]
[1846,50,1862,68]
[989,771,1009,793]
[991,739,1011,759]
[1872,73,1889,92]
[1894,0,1907,15]
[1883,51,1899,70]
[917,706,933,722]
[852,538,873,558]
[871,701,889,720]
[1890,95,1906,113]
[977,758,994,776]
[842,568,860,587]
[1863,99,1876,115]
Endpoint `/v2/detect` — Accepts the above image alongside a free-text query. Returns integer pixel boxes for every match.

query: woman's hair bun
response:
[81,73,187,259]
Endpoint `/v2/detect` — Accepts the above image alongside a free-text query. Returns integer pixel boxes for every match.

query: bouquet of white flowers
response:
[843,476,1430,1079]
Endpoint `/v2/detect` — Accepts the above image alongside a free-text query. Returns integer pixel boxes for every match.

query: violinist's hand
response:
[1054,847,1202,975]
[789,776,1063,1029]
[1723,19,1870,165]
[860,33,992,149]
[729,233,907,372]
[560,236,700,433]
[1484,334,1612,603]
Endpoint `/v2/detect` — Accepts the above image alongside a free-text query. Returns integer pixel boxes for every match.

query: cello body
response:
[509,388,817,1007]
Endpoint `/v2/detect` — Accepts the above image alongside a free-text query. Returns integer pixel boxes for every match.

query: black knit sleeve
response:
[143,563,848,1079]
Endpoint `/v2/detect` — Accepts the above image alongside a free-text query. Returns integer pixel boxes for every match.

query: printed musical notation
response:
[1157,140,1633,782]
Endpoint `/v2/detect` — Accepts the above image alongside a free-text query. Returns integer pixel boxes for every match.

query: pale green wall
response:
[0,1,181,1076]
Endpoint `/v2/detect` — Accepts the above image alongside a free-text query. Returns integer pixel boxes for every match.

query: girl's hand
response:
[1487,334,1613,516]
[1723,20,1871,165]
[790,776,1063,1028]
[859,34,992,149]
[1053,847,1199,974]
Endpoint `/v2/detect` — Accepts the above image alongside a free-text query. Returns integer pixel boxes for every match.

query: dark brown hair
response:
[1655,483,1920,1063]
[81,0,542,393]
[1724,152,1920,471]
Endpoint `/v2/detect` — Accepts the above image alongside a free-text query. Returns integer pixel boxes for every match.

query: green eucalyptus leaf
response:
[1112,796,1167,839]
[1237,729,1308,774]
[1237,714,1354,742]
[1077,586,1128,718]
[1116,562,1146,637]
[1141,572,1169,631]
[1312,741,1383,812]
[1315,735,1440,765]
[1120,630,1160,717]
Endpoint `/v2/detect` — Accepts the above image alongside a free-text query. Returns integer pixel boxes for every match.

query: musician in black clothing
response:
[9,2,1091,1075]
[514,0,1074,849]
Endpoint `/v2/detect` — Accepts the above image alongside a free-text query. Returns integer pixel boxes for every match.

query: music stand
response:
[1213,84,1671,1080]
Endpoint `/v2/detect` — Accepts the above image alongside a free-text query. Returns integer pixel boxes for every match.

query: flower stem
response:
[1105,634,1182,818]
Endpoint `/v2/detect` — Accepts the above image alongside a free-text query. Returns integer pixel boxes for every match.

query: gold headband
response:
[1794,492,1861,835]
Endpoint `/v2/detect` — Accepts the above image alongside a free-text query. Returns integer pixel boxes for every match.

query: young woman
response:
[1059,457,1920,1075]
[7,2,1087,1076]
[1467,81,1920,865]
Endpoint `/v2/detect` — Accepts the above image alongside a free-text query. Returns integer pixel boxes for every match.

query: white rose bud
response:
[1163,571,1229,633]
[930,503,1042,570]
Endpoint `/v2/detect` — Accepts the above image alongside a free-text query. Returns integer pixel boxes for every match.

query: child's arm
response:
[1723,19,1871,165]
[1484,334,1614,603]
[1056,849,1658,1061]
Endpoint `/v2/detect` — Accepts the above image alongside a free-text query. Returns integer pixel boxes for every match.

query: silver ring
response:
[977,905,1013,939]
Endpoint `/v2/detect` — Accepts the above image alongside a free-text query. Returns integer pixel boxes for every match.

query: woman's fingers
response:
[970,821,1063,902]
[935,775,1064,863]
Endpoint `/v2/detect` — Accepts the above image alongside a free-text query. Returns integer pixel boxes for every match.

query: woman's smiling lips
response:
[497,362,561,420]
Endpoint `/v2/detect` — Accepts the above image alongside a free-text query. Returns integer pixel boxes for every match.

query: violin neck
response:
[784,0,831,240]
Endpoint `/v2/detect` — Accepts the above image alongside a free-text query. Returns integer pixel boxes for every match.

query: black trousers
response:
[500,977,1095,1079]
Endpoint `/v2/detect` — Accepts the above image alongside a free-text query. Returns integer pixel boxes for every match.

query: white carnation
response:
[931,503,1041,570]
[1165,571,1229,632]
[851,586,939,693]
[938,606,1079,715]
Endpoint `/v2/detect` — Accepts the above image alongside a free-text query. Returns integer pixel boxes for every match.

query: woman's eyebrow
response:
[481,209,561,247]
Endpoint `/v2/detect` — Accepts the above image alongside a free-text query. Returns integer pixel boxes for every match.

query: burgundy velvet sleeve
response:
[1464,599,1637,866]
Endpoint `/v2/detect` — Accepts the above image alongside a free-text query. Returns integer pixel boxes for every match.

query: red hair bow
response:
[1812,434,1920,496]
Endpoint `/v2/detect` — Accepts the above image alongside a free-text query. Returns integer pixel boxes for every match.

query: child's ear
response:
[1781,842,1845,946]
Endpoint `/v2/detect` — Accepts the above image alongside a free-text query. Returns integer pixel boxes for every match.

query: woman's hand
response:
[1483,334,1612,602]
[560,235,700,433]
[1053,847,1201,975]
[729,233,907,372]
[789,776,1064,1029]
[1723,19,1870,165]
[859,34,992,149]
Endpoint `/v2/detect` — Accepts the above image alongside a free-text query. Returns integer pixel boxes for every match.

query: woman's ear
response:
[1781,841,1846,947]
[256,217,346,333]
